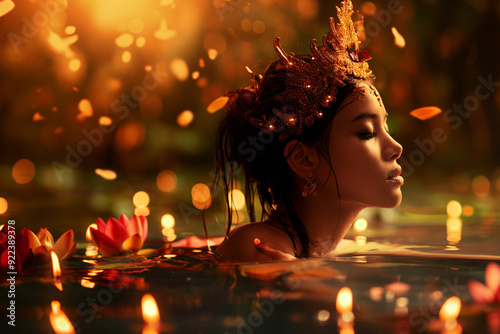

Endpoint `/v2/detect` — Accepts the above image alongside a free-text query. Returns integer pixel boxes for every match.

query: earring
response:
[302,171,317,197]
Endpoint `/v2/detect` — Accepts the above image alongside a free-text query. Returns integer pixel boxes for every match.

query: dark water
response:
[2,218,500,334]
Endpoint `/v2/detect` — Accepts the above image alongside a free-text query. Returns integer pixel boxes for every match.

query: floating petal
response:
[409,106,442,120]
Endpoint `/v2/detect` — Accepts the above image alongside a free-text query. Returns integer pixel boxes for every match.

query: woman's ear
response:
[284,139,319,177]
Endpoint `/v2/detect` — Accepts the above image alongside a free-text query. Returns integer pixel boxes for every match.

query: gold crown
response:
[251,0,373,141]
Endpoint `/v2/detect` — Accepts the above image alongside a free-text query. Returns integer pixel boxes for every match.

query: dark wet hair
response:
[213,54,372,257]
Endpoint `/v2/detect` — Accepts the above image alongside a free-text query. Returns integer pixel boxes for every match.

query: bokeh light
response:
[161,214,175,228]
[471,175,490,197]
[447,200,462,218]
[353,218,368,233]
[156,170,177,192]
[12,159,36,184]
[133,191,150,207]
[0,197,8,215]
[177,110,194,127]
[228,189,246,211]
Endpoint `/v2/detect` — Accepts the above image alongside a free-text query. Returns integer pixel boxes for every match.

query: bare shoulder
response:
[215,222,295,263]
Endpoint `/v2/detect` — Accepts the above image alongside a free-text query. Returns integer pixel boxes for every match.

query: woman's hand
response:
[253,238,296,261]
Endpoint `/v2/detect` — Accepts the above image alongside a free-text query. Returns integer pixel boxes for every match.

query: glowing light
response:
[47,29,78,58]
[0,1,15,17]
[252,20,266,34]
[86,224,97,242]
[446,217,462,244]
[229,189,246,211]
[12,159,35,184]
[135,206,150,216]
[360,2,376,16]
[170,58,189,81]
[161,214,175,228]
[353,218,368,233]
[208,49,218,60]
[51,251,61,279]
[447,200,462,218]
[191,71,200,80]
[336,287,353,313]
[98,116,113,126]
[191,183,211,202]
[391,27,406,48]
[95,169,117,180]
[355,235,366,246]
[77,99,93,120]
[85,245,98,257]
[128,19,144,34]
[136,37,146,48]
[156,170,177,192]
[33,112,45,121]
[133,191,150,207]
[0,197,7,215]
[369,287,384,301]
[68,59,81,72]
[316,309,330,323]
[142,294,160,326]
[86,0,156,31]
[207,96,229,113]
[50,301,75,334]
[462,205,474,216]
[115,123,145,150]
[115,33,134,48]
[122,51,132,63]
[177,110,194,127]
[81,279,95,289]
[155,19,176,40]
[65,26,76,35]
[409,106,442,120]
[241,18,252,32]
[386,281,410,295]
[199,58,205,68]
[471,175,490,197]
[439,296,461,321]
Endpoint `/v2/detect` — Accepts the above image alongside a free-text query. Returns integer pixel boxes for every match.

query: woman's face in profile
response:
[320,82,404,208]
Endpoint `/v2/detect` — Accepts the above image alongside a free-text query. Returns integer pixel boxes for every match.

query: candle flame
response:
[50,300,76,334]
[51,251,61,279]
[439,296,461,321]
[142,294,160,326]
[336,287,353,313]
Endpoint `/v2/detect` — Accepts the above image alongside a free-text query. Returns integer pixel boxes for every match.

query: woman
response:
[214,0,403,262]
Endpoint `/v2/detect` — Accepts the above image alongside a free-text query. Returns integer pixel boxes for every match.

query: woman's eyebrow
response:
[351,112,388,123]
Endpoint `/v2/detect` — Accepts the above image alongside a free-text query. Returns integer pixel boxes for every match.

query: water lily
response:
[31,228,77,262]
[468,262,500,303]
[90,214,148,257]
[0,226,34,273]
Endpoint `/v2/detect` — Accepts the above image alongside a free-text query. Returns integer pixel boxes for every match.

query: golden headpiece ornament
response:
[251,0,373,141]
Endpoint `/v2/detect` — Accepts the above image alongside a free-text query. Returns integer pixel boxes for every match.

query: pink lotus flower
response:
[90,214,148,257]
[468,262,500,303]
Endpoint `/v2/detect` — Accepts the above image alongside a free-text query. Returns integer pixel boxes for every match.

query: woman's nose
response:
[384,136,403,161]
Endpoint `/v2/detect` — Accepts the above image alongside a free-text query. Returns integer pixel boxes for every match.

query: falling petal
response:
[409,106,442,120]
[391,27,406,48]
[95,168,117,180]
[208,49,218,60]
[33,112,45,121]
[0,1,14,17]
[207,96,229,113]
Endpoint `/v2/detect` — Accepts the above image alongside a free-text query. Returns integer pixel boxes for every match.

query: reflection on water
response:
[3,221,500,334]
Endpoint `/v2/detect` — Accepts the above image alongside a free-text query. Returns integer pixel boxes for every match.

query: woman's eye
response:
[358,132,376,140]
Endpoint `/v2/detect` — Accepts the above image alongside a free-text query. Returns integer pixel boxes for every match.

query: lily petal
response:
[32,245,50,263]
[485,262,500,294]
[1,248,22,273]
[37,228,55,251]
[127,215,143,239]
[121,233,143,253]
[96,217,107,233]
[26,228,41,249]
[138,215,148,243]
[118,214,130,228]
[16,228,33,266]
[106,217,130,246]
[89,227,121,257]
[468,280,495,303]
[54,230,77,260]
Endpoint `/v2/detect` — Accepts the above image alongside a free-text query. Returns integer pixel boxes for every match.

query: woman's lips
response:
[386,175,404,186]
